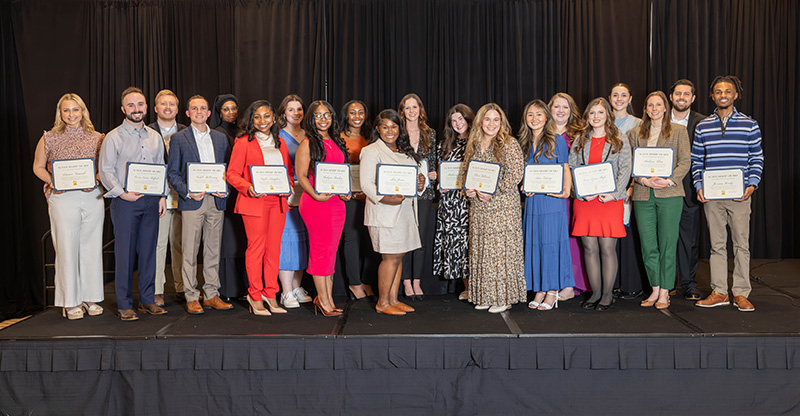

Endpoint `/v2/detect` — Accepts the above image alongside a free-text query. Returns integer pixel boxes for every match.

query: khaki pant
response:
[704,199,752,297]
[155,208,183,295]
[181,195,224,302]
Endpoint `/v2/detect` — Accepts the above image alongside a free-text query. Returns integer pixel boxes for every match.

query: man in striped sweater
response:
[691,75,764,312]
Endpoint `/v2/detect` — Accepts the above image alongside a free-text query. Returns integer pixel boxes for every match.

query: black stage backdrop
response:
[1,0,798,319]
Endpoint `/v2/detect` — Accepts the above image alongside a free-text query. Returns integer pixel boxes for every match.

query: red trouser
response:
[241,200,287,300]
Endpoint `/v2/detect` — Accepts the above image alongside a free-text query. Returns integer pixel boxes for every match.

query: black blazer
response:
[682,111,706,207]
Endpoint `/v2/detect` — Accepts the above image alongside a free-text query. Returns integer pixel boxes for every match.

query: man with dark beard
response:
[669,79,705,301]
[99,87,168,321]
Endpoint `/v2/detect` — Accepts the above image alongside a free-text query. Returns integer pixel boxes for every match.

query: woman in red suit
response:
[227,100,294,316]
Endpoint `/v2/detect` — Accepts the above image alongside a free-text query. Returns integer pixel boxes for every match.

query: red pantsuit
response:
[226,134,294,300]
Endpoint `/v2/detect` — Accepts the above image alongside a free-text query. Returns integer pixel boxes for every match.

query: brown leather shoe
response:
[733,295,755,312]
[394,302,415,312]
[154,294,165,307]
[695,291,730,308]
[138,303,168,315]
[186,300,204,315]
[203,296,233,311]
[376,304,406,316]
[118,308,139,321]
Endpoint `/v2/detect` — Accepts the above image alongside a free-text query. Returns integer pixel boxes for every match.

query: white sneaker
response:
[474,305,490,310]
[293,287,312,303]
[488,305,510,314]
[458,290,468,301]
[281,292,300,308]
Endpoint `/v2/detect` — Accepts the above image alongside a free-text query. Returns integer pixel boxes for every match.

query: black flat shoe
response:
[581,300,599,309]
[595,299,615,311]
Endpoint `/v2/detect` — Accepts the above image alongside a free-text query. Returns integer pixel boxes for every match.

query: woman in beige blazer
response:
[627,91,691,310]
[360,109,425,316]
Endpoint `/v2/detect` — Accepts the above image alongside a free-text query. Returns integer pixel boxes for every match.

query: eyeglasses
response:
[314,112,333,120]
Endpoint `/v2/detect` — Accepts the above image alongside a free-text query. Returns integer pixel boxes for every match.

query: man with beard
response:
[99,87,168,321]
[148,90,186,306]
[669,80,705,301]
[691,75,764,312]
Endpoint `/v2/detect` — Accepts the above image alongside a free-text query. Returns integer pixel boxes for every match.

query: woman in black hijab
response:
[211,94,240,147]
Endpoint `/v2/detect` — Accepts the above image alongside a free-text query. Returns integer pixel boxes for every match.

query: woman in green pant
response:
[627,91,691,310]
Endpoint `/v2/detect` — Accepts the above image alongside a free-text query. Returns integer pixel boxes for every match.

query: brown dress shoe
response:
[203,296,233,311]
[695,291,730,308]
[138,303,168,315]
[733,295,755,312]
[376,304,406,316]
[154,294,165,307]
[393,302,415,313]
[118,308,139,321]
[186,300,205,315]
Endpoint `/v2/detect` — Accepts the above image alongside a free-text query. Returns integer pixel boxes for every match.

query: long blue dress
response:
[278,129,309,270]
[523,134,575,291]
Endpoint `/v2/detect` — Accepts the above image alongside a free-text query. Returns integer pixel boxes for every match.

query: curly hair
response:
[370,109,421,163]
[463,103,513,165]
[547,92,582,143]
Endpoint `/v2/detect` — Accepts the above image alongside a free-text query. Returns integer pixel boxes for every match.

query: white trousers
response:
[48,188,105,307]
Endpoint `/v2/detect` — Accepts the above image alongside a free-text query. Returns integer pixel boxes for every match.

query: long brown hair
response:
[638,91,672,143]
[441,104,475,160]
[518,100,557,163]
[276,94,304,130]
[574,97,623,154]
[398,93,433,152]
[609,83,635,116]
[547,92,582,142]
[463,103,513,165]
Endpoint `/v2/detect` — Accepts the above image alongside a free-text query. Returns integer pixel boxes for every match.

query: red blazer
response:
[226,134,294,216]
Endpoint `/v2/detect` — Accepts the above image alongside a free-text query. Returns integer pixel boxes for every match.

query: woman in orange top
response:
[226,100,294,316]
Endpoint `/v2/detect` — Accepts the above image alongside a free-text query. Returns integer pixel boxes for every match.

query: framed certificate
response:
[523,164,564,194]
[631,147,674,177]
[702,169,745,200]
[418,158,430,189]
[250,165,291,194]
[572,162,617,198]
[314,162,351,195]
[125,162,167,195]
[463,160,501,195]
[50,158,97,192]
[439,161,463,191]
[350,164,362,193]
[187,163,227,193]
[376,164,418,197]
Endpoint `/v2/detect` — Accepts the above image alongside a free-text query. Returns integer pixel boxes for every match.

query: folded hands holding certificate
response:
[186,163,228,201]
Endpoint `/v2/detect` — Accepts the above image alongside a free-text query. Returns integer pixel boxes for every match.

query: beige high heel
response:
[247,295,271,316]
[262,296,287,314]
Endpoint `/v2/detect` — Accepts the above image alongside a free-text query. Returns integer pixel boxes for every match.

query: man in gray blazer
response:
[167,95,232,315]
[669,79,706,300]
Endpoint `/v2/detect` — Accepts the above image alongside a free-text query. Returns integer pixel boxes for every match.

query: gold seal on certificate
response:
[702,169,745,200]
[463,160,501,195]
[418,158,430,189]
[632,147,674,177]
[166,189,179,209]
[572,162,617,198]
[50,158,97,192]
[438,161,463,190]
[187,163,227,193]
[125,162,167,195]
[350,165,362,193]
[376,164,418,197]
[250,165,291,195]
[523,164,564,194]
[314,162,351,195]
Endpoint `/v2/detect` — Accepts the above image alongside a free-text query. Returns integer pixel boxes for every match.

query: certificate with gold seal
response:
[523,164,564,194]
[572,162,617,198]
[438,161,463,191]
[250,165,291,195]
[702,168,744,200]
[187,162,227,193]
[50,158,97,192]
[631,147,674,177]
[125,162,167,195]
[463,160,501,195]
[376,164,418,197]
[314,162,351,195]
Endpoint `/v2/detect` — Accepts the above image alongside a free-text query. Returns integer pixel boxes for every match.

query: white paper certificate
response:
[250,165,291,194]
[418,158,430,189]
[51,158,97,192]
[702,169,744,200]
[350,165,362,193]
[572,162,617,198]
[439,161,463,190]
[377,164,418,197]
[166,188,179,209]
[314,162,351,195]
[632,147,674,177]
[187,163,227,193]
[523,164,564,194]
[463,160,501,195]
[125,162,167,195]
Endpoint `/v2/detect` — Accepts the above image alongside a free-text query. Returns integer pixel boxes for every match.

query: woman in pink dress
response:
[295,100,351,316]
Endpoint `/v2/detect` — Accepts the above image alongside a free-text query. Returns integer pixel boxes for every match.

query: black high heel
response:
[581,299,599,310]
[595,299,616,311]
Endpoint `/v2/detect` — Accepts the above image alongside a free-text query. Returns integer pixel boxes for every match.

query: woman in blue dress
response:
[275,94,313,308]
[520,100,574,310]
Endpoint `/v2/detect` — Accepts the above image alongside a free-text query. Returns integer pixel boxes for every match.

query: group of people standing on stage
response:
[33,74,763,321]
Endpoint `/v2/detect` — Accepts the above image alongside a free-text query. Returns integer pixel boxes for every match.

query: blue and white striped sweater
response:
[690,107,764,189]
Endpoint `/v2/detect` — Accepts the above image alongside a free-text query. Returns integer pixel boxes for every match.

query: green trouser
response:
[633,190,683,289]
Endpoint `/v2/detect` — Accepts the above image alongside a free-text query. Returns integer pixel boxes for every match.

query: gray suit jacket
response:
[568,136,632,201]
